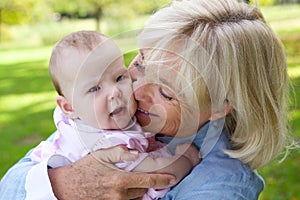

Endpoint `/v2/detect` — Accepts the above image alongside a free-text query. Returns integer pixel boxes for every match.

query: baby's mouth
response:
[110,107,123,117]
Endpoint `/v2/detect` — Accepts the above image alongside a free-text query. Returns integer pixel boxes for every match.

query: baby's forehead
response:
[54,47,88,85]
[61,46,89,68]
[57,36,123,76]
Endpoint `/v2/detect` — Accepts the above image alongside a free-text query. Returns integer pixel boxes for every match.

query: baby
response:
[30,31,200,200]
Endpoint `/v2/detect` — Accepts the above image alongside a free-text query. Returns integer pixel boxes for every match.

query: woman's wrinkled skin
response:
[129,52,213,138]
[49,146,176,200]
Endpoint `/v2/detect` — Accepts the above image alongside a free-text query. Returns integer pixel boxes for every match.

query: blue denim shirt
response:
[0,154,34,199]
[159,118,264,200]
[0,118,264,199]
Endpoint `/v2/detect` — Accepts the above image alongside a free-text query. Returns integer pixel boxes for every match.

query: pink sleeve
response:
[30,141,57,163]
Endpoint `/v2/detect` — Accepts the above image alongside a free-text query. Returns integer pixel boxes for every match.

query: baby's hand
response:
[175,143,201,167]
[92,145,139,164]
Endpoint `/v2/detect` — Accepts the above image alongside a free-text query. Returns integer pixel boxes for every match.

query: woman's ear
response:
[209,103,233,121]
[56,96,76,118]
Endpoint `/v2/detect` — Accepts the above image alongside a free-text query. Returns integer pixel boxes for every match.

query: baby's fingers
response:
[91,145,139,164]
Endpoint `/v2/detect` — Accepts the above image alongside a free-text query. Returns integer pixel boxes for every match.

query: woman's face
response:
[128,51,212,137]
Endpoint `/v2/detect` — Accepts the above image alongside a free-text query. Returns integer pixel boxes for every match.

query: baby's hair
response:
[138,0,290,169]
[49,31,106,96]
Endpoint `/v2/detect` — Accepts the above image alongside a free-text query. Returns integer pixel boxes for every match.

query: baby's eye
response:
[116,75,125,82]
[88,85,101,93]
[116,73,129,82]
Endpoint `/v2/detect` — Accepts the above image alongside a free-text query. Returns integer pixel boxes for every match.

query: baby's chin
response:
[118,117,136,130]
[102,117,135,130]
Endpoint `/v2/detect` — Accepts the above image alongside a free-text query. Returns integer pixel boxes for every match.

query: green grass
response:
[0,5,300,199]
[0,47,56,172]
[258,5,300,200]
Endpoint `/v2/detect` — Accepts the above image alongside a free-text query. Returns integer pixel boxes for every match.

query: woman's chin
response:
[136,117,151,129]
[135,111,150,125]
[138,119,167,135]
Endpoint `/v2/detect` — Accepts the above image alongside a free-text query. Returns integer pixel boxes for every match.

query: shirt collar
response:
[157,117,226,158]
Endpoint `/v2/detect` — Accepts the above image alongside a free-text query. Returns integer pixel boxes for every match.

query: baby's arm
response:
[132,143,201,185]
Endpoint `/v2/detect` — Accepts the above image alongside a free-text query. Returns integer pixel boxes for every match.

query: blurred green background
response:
[0,0,299,199]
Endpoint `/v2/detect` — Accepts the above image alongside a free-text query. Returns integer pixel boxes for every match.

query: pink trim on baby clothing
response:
[30,106,170,200]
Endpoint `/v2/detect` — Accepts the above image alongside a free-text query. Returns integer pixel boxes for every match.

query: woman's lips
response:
[136,108,159,118]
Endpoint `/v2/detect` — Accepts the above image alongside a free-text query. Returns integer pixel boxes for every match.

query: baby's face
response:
[62,38,137,129]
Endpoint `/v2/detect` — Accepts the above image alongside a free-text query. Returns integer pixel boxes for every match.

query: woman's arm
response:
[49,147,176,200]
[0,146,175,200]
[132,143,200,185]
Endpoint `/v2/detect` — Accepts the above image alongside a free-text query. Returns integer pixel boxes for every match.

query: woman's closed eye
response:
[88,85,101,93]
[159,87,174,101]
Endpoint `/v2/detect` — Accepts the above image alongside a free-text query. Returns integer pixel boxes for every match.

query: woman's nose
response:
[133,83,153,103]
[128,55,144,83]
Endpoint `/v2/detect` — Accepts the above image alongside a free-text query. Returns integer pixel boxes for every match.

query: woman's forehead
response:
[141,41,183,59]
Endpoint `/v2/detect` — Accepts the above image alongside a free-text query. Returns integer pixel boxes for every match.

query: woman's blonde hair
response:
[138,0,290,169]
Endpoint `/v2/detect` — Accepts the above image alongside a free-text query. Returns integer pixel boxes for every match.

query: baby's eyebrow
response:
[112,65,128,75]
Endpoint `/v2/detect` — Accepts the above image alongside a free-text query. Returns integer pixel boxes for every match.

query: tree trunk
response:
[95,7,103,32]
[0,9,2,43]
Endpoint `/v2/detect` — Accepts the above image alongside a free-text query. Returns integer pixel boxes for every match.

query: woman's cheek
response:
[161,109,181,136]
[150,101,180,136]
[142,104,168,133]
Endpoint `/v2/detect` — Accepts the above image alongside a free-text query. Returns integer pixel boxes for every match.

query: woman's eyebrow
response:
[159,77,175,91]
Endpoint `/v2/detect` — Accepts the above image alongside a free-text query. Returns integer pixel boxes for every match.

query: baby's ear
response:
[56,96,76,118]
[209,104,233,121]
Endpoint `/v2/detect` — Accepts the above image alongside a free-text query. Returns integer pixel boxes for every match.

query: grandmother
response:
[0,0,290,199]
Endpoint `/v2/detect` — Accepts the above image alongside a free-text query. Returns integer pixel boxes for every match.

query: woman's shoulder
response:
[163,152,264,200]
[164,156,264,200]
[198,155,264,186]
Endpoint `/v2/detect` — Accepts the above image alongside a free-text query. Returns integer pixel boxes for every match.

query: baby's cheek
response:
[126,93,137,111]
[121,84,134,99]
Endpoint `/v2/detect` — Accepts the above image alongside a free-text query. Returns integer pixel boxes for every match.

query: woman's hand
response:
[48,146,176,200]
